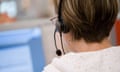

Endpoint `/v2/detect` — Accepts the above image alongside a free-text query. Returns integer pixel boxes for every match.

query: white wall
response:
[16,0,51,20]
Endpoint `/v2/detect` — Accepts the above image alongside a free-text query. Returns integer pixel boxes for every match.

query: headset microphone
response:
[54,28,62,56]
[56,49,62,56]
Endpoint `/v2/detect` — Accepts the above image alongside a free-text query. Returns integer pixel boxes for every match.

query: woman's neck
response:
[71,38,112,52]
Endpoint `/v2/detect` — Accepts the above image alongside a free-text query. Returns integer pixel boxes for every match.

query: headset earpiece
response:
[56,21,70,33]
[61,23,70,33]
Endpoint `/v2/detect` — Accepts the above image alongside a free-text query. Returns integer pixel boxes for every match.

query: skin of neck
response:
[71,38,112,52]
[62,33,112,53]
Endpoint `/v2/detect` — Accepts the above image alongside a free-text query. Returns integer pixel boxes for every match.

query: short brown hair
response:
[54,0,118,43]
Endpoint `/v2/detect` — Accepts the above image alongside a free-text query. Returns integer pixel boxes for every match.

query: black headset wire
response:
[54,28,58,50]
[59,31,65,54]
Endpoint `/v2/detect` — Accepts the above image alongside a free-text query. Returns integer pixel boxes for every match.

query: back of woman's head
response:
[54,0,118,43]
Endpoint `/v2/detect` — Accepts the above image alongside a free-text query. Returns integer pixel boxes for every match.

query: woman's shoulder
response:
[42,46,120,72]
[42,52,102,72]
[42,63,61,72]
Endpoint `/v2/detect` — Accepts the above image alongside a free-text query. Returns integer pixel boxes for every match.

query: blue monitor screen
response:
[0,28,45,72]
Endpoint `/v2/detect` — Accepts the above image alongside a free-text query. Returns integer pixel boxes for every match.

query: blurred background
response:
[0,0,120,72]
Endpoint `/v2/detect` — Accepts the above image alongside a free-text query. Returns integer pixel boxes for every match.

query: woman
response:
[43,0,119,72]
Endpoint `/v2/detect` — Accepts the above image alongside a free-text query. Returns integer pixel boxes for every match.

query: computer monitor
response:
[0,19,56,72]
[0,27,45,72]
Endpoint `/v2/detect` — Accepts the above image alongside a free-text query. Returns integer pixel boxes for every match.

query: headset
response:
[54,0,70,56]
